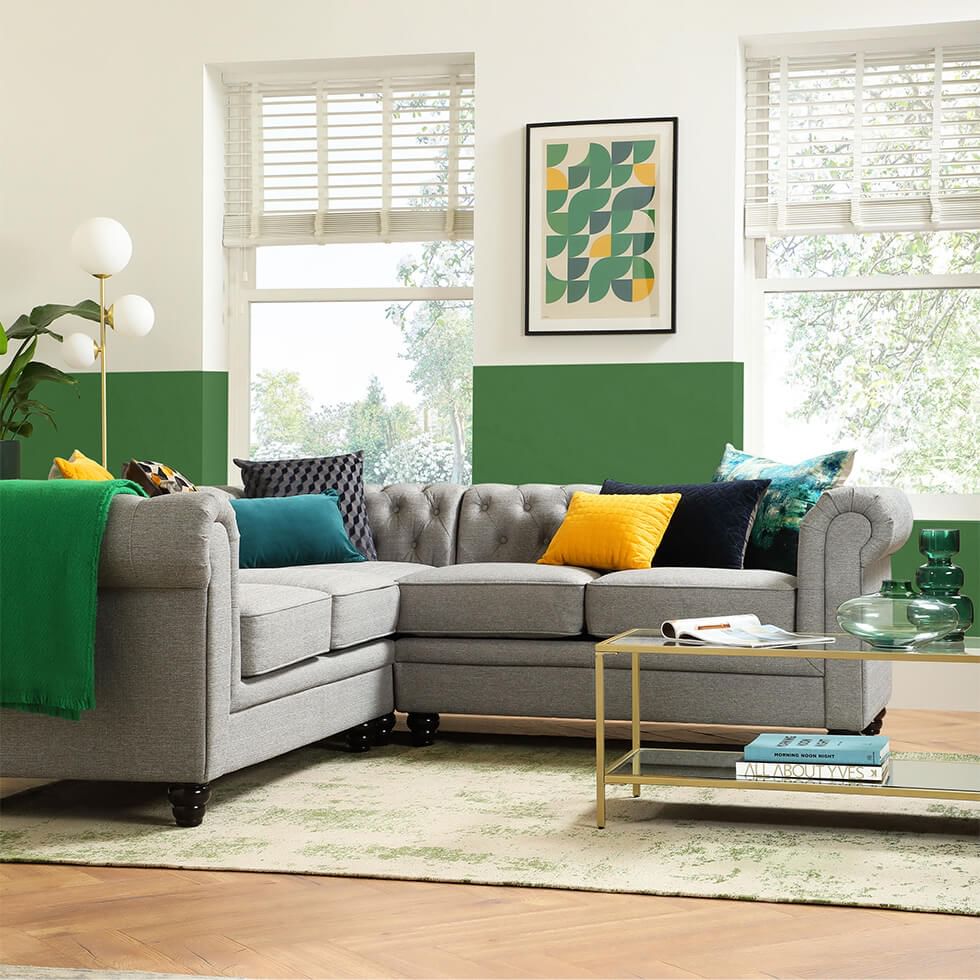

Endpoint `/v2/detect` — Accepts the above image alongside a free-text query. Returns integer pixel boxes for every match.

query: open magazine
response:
[660,614,835,648]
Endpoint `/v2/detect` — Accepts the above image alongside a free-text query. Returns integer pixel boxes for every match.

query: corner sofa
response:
[0,482,912,825]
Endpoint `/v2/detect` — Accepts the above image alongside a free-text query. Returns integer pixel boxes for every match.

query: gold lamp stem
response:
[98,275,108,470]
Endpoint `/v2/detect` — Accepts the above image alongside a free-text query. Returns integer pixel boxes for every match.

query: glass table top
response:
[606,748,980,797]
[595,631,980,663]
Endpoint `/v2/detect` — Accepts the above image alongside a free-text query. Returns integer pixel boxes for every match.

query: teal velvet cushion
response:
[712,443,855,574]
[231,491,366,569]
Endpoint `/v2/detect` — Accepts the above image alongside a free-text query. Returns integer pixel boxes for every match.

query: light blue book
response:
[744,733,889,765]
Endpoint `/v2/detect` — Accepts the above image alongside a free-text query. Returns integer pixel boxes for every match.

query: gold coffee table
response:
[593,630,980,828]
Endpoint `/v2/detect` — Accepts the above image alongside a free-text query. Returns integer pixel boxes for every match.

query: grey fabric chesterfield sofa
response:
[0,482,912,826]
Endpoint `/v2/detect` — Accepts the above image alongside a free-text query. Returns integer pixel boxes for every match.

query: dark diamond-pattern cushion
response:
[600,479,771,569]
[233,452,377,560]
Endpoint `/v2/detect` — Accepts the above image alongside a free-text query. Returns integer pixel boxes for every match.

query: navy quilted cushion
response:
[600,479,771,569]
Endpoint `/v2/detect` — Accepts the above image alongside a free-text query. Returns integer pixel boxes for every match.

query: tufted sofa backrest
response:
[365,483,598,566]
[455,483,599,563]
[224,481,598,568]
[364,483,466,566]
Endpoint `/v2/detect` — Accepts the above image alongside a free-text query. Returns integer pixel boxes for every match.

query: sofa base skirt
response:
[393,638,890,732]
[214,664,394,779]
[397,660,880,731]
[0,664,394,786]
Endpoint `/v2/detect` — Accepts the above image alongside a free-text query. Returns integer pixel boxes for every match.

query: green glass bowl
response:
[836,594,960,649]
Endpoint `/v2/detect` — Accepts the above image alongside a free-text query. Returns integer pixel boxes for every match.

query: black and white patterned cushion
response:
[233,451,377,560]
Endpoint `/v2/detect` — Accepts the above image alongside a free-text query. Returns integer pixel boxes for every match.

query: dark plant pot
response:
[0,440,21,480]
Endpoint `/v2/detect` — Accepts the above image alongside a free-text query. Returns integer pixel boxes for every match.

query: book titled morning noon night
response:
[744,733,890,766]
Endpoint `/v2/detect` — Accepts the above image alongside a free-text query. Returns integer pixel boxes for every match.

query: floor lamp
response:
[62,218,154,471]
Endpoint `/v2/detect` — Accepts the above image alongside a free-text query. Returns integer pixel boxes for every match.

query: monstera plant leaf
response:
[0,301,88,440]
[4,300,100,343]
[2,361,77,435]
[0,337,37,410]
[13,360,77,397]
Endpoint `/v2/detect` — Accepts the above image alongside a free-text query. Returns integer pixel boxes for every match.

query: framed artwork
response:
[524,117,677,335]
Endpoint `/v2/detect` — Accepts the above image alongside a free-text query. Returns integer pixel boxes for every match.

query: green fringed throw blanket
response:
[0,478,145,719]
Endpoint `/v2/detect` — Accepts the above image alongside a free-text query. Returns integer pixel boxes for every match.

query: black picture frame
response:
[524,116,678,336]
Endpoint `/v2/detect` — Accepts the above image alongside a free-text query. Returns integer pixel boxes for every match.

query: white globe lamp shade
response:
[71,217,132,276]
[113,294,155,337]
[63,332,98,369]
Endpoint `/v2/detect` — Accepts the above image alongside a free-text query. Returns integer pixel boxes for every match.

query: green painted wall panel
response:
[893,520,980,638]
[18,371,228,486]
[471,360,976,635]
[199,372,230,485]
[472,362,743,485]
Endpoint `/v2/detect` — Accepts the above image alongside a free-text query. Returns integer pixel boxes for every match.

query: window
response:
[223,62,474,244]
[224,57,475,483]
[744,39,980,512]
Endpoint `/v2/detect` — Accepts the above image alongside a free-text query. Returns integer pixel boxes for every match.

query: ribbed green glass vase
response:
[915,529,974,641]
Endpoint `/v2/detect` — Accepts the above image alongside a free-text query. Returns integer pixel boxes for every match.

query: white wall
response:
[3,0,978,375]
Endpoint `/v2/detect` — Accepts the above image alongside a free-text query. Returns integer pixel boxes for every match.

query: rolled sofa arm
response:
[2,489,240,784]
[796,486,914,634]
[99,489,240,589]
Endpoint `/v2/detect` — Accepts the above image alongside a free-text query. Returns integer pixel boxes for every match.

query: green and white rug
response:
[1,737,977,915]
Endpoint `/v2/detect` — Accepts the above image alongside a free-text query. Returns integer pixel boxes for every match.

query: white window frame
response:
[743,238,980,520]
[225,245,474,484]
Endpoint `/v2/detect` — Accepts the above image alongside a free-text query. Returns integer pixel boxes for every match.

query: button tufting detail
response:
[499,535,507,544]
[523,503,532,512]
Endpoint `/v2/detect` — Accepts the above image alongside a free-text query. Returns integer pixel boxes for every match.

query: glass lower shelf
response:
[605,748,980,801]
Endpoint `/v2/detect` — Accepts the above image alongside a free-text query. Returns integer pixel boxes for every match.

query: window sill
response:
[906,494,980,522]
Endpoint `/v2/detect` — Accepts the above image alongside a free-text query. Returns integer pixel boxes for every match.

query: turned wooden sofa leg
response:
[344,721,375,753]
[407,712,440,746]
[862,707,887,736]
[374,712,397,744]
[167,783,211,827]
[829,707,886,738]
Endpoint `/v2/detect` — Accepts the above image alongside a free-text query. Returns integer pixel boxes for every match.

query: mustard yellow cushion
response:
[538,491,681,571]
[50,450,113,481]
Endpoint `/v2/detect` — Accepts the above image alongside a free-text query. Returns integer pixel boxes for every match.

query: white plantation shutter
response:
[745,43,980,236]
[224,66,475,245]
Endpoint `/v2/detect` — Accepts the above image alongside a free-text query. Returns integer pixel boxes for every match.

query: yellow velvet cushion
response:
[50,450,113,481]
[538,491,681,571]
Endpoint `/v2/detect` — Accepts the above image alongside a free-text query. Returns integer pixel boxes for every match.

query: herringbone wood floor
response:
[2,710,978,979]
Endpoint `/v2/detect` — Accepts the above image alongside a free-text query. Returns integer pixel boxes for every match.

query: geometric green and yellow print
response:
[543,137,658,314]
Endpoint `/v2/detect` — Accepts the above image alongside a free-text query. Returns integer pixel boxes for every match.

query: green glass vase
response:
[915,529,974,641]
[836,580,959,649]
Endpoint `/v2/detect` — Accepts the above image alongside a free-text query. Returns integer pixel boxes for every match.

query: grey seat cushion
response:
[586,567,798,637]
[241,562,433,650]
[397,562,600,638]
[239,583,333,677]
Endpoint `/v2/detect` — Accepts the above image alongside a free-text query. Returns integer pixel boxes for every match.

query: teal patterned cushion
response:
[712,444,854,575]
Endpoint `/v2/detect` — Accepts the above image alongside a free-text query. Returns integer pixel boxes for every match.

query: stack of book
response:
[736,733,891,784]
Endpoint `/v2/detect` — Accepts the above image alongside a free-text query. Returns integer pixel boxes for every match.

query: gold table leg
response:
[631,651,641,797]
[595,650,605,829]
